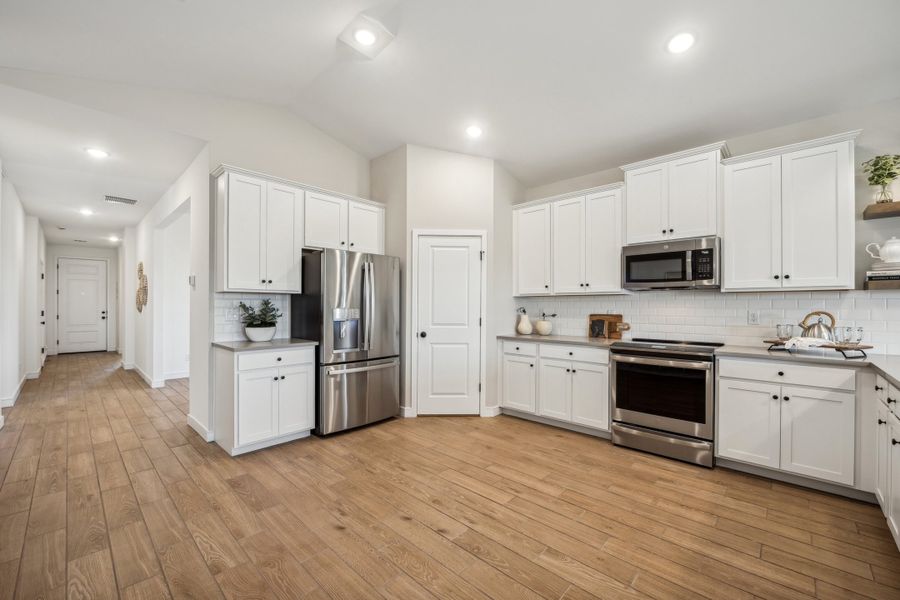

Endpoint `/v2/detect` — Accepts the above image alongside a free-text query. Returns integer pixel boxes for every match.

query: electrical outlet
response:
[747,310,760,325]
[225,308,239,322]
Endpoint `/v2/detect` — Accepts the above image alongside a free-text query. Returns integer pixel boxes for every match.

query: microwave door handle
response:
[685,250,692,282]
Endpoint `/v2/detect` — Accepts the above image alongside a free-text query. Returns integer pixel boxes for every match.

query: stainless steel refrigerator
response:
[291,249,400,435]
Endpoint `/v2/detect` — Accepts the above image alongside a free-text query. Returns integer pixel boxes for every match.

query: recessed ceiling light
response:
[466,125,483,139]
[85,147,109,159]
[667,32,695,54]
[108,236,120,242]
[354,28,376,46]
[79,208,94,216]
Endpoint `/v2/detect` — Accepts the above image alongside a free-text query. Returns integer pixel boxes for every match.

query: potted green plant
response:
[862,154,900,203]
[239,299,283,342]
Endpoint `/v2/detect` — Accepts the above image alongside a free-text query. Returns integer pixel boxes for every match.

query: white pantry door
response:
[416,235,482,415]
[58,258,107,353]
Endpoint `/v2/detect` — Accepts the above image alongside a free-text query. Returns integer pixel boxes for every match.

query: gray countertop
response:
[212,338,319,352]
[497,334,616,348]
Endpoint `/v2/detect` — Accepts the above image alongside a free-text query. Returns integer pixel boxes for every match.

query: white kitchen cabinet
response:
[538,358,572,420]
[305,193,384,254]
[584,189,623,293]
[780,385,855,485]
[888,414,900,542]
[621,144,725,245]
[552,196,586,294]
[215,170,303,293]
[513,204,552,295]
[717,378,781,469]
[348,201,384,254]
[875,402,891,509]
[570,361,609,430]
[501,354,536,413]
[722,133,857,291]
[214,345,317,456]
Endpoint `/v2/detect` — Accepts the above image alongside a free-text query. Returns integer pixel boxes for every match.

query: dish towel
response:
[782,336,830,351]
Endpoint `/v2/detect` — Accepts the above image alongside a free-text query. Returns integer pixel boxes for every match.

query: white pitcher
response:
[866,236,900,263]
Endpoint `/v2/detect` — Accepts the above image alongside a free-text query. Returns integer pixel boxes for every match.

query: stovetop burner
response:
[611,337,724,357]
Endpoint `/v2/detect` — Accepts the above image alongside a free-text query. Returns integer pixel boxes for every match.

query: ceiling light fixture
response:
[667,32,695,54]
[79,208,94,216]
[339,14,394,59]
[85,147,109,159]
[108,236,120,243]
[354,28,376,46]
[466,125,483,139]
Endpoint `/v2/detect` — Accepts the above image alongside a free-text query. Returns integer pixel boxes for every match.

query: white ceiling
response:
[0,0,899,188]
[0,83,205,245]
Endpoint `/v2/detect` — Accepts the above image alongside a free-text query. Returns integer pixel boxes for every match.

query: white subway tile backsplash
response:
[213,293,291,342]
[517,289,900,355]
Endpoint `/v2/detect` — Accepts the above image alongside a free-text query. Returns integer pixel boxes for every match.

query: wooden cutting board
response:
[588,314,629,339]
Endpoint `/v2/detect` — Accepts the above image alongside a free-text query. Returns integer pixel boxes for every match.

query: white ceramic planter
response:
[516,314,533,335]
[245,326,276,342]
[534,320,553,335]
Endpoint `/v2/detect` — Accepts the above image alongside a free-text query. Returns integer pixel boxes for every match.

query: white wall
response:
[45,244,119,356]
[162,209,191,379]
[1,176,26,406]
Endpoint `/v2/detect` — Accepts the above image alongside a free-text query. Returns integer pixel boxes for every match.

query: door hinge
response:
[40,310,44,317]
[56,289,59,295]
[56,339,59,345]
[479,317,482,327]
[478,382,482,392]
[41,273,44,280]
[41,347,44,354]
[480,250,485,261]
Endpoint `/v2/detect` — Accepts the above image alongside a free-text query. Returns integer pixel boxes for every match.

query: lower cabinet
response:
[214,345,316,456]
[888,415,900,542]
[717,358,856,486]
[875,402,891,509]
[501,341,609,432]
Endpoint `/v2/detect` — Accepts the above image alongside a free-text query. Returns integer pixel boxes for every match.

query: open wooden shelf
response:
[865,279,900,290]
[863,202,900,220]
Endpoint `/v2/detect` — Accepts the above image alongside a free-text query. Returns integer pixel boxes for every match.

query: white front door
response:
[416,235,482,415]
[58,257,107,353]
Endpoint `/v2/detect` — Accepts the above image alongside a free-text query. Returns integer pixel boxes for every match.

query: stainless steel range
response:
[610,338,723,467]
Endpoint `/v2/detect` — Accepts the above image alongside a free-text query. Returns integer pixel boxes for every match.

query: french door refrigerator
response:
[291,249,400,435]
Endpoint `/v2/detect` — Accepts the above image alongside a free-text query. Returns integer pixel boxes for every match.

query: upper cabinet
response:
[305,192,384,254]
[621,143,726,245]
[513,183,624,296]
[722,132,858,291]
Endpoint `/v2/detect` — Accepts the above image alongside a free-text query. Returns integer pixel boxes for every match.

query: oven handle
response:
[611,353,711,371]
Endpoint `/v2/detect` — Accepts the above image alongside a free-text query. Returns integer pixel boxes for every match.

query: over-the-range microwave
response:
[622,236,720,291]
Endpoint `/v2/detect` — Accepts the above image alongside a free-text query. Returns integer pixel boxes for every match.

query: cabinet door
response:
[305,192,348,250]
[875,403,891,509]
[348,201,384,254]
[237,368,278,446]
[781,141,853,289]
[717,378,781,468]
[624,163,668,244]
[570,362,608,430]
[277,363,315,436]
[538,358,571,421]
[552,196,585,294]
[265,182,302,292]
[513,205,551,295]
[501,354,536,413]
[227,173,266,291]
[780,385,855,485]
[668,151,718,240]
[722,157,782,290]
[888,415,900,541]
[584,189,622,293]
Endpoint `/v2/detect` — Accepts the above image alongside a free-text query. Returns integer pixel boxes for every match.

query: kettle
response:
[866,236,900,264]
[798,311,836,342]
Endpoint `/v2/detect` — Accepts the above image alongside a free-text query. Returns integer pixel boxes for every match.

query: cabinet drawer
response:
[718,358,855,391]
[540,344,609,365]
[238,348,314,371]
[503,341,537,357]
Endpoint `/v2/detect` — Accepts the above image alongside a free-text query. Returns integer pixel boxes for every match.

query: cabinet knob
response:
[772,394,779,400]
[515,346,520,350]
[783,396,790,401]
[668,228,674,233]
[276,357,282,362]
[566,368,571,372]
[774,275,780,280]
[268,279,273,284]
[341,241,346,245]
[350,242,355,247]
[273,377,278,381]
[529,363,534,368]
[784,274,791,280]
[661,229,666,234]
[879,419,887,425]
[876,385,883,391]
[777,371,784,376]
[893,439,899,446]
[568,351,573,356]
[419,331,427,338]
[261,279,266,283]
[585,283,590,287]
[889,398,896,404]
[281,375,285,380]
[572,369,577,373]
[579,283,584,287]
[544,284,549,289]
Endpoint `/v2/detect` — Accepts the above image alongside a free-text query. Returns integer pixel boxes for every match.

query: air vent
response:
[57,226,67,231]
[105,195,137,206]
[73,239,88,243]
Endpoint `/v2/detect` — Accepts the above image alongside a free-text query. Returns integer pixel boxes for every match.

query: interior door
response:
[58,257,107,353]
[265,182,302,292]
[305,193,348,250]
[717,378,781,468]
[513,205,551,295]
[781,141,852,289]
[723,157,782,290]
[584,189,621,293]
[538,358,571,421]
[416,235,482,415]
[551,196,585,294]
[227,173,266,290]
[625,163,668,244]
[348,201,383,254]
[571,362,608,430]
[667,151,717,240]
[501,354,536,413]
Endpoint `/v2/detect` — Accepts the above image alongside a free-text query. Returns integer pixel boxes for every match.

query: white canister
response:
[515,314,533,335]
[534,320,552,335]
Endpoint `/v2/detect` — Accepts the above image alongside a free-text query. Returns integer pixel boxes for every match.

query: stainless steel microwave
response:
[622,236,720,291]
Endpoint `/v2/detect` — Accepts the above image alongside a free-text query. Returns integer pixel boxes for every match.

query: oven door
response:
[622,249,691,290]
[611,353,713,439]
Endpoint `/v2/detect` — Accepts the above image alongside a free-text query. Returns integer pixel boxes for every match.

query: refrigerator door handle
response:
[365,261,375,351]
[326,361,398,376]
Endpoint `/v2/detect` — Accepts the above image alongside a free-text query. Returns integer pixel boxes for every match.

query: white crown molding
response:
[212,164,385,208]
[721,130,862,165]
[514,181,625,209]
[620,141,730,172]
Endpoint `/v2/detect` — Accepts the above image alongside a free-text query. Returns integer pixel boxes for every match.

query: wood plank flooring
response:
[1,352,898,599]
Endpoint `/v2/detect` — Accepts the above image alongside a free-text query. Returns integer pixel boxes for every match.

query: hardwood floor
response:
[1,352,898,599]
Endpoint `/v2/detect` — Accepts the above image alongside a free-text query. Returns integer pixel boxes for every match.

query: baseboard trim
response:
[716,458,877,503]
[135,365,164,389]
[25,370,40,380]
[400,406,417,418]
[122,362,135,370]
[164,370,190,381]
[480,405,501,417]
[0,376,27,408]
[500,408,612,439]
[0,414,4,429]
[187,414,213,442]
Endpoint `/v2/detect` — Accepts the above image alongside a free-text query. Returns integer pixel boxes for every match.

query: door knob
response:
[419,331,427,338]
[879,419,887,425]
